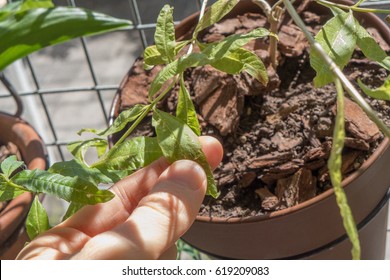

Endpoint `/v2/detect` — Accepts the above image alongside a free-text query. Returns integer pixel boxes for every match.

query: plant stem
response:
[269,6,283,68]
[282,0,390,138]
[353,0,365,7]
[315,0,390,14]
[188,0,208,54]
[251,0,271,17]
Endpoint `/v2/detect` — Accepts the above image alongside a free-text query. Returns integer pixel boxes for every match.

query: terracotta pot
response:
[0,112,47,259]
[109,0,390,259]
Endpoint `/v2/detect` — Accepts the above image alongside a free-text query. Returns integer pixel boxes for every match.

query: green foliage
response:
[26,196,50,240]
[176,75,201,136]
[358,76,390,101]
[153,109,219,198]
[0,174,26,201]
[328,79,360,260]
[12,169,114,204]
[78,105,146,137]
[155,5,176,63]
[0,155,25,179]
[67,138,108,163]
[62,202,84,222]
[0,5,132,71]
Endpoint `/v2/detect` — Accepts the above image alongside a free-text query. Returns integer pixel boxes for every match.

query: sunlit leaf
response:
[143,40,190,68]
[78,105,146,137]
[67,138,108,163]
[311,10,357,87]
[358,76,390,101]
[194,0,239,38]
[0,0,54,21]
[155,4,175,63]
[0,155,25,179]
[62,202,83,222]
[328,78,360,260]
[153,109,219,198]
[0,7,132,71]
[26,196,50,240]
[176,75,201,136]
[0,174,26,201]
[48,159,113,185]
[12,169,114,204]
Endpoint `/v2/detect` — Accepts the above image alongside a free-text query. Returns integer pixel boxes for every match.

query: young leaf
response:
[194,0,239,38]
[78,105,146,137]
[93,136,163,178]
[176,75,201,136]
[62,202,84,222]
[0,155,25,179]
[11,169,114,205]
[0,174,26,201]
[155,5,176,63]
[48,159,113,185]
[67,138,108,163]
[26,196,50,240]
[143,40,190,68]
[310,10,357,87]
[357,76,390,101]
[0,7,132,71]
[328,79,360,260]
[211,47,268,85]
[153,109,219,198]
[355,24,390,71]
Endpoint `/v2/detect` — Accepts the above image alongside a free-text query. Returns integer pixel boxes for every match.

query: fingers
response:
[72,160,207,259]
[58,136,223,237]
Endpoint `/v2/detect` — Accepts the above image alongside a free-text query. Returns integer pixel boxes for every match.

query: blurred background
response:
[0,0,389,259]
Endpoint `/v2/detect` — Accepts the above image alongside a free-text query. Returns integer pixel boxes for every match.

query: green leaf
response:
[78,105,146,137]
[62,202,84,222]
[155,4,176,63]
[0,155,25,179]
[0,174,26,201]
[355,24,390,71]
[152,109,219,198]
[67,138,108,163]
[0,0,54,21]
[26,196,50,240]
[0,7,132,71]
[311,10,357,87]
[194,0,239,38]
[11,169,114,205]
[176,75,201,136]
[48,159,113,185]
[358,76,390,101]
[211,47,268,85]
[329,79,360,260]
[93,137,163,179]
[143,40,190,68]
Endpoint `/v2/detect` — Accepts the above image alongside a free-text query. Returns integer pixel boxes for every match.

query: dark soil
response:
[117,7,390,218]
[0,142,22,213]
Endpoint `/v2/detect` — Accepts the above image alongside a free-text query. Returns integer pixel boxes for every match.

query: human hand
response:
[17,136,223,260]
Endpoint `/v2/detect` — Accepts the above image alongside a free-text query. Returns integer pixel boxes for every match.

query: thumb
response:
[73,160,207,260]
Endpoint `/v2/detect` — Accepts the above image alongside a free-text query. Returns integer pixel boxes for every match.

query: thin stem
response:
[353,0,365,7]
[315,0,390,14]
[188,0,208,54]
[251,0,272,17]
[269,6,283,68]
[282,0,390,138]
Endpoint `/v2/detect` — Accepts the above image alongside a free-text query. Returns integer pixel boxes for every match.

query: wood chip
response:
[249,152,293,169]
[238,172,256,188]
[255,188,279,210]
[344,137,370,151]
[278,25,307,57]
[275,168,316,207]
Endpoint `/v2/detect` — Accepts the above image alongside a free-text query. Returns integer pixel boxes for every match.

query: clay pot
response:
[109,0,390,259]
[0,112,47,259]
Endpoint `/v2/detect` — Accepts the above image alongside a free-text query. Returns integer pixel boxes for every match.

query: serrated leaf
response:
[26,196,50,240]
[211,47,268,85]
[67,138,108,163]
[176,75,201,136]
[355,23,390,71]
[311,10,357,87]
[0,174,26,201]
[11,169,114,205]
[358,76,390,101]
[78,105,146,137]
[0,155,25,179]
[93,136,163,180]
[152,109,219,198]
[62,202,83,222]
[48,159,113,185]
[0,7,132,71]
[329,79,360,260]
[194,0,239,38]
[155,5,176,63]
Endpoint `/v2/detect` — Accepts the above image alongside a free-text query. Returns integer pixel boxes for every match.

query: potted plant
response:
[1,0,389,260]
[105,0,390,259]
[0,0,132,259]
